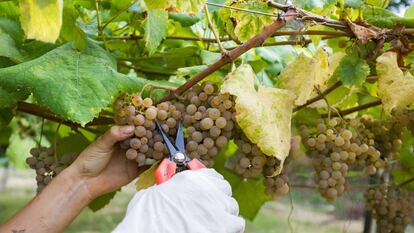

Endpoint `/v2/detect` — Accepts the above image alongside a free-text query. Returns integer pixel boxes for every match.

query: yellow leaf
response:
[376,52,414,114]
[135,161,160,191]
[221,65,295,176]
[278,49,330,106]
[19,0,63,43]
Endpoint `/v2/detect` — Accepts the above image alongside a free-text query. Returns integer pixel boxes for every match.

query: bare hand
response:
[69,125,142,198]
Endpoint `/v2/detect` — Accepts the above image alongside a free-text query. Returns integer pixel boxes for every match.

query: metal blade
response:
[175,121,186,153]
[155,120,178,159]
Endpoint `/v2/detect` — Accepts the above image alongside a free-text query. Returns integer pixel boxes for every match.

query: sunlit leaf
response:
[135,161,159,191]
[6,132,37,168]
[221,64,295,175]
[219,1,275,42]
[19,0,63,43]
[144,9,168,55]
[144,0,205,15]
[278,49,330,106]
[376,52,414,114]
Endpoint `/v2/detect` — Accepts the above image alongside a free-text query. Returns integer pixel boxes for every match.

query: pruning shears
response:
[154,120,205,184]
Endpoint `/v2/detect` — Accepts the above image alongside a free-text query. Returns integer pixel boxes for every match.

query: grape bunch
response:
[365,185,413,233]
[359,115,403,160]
[114,81,236,167]
[230,130,266,178]
[26,147,76,193]
[301,117,385,201]
[115,95,180,165]
[263,157,289,199]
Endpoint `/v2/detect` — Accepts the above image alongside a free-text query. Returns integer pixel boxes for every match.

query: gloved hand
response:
[112,168,245,233]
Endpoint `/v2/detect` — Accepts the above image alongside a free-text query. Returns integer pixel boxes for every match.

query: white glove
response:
[112,168,245,233]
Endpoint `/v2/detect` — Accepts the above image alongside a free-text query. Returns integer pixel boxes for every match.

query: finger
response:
[96,125,135,151]
[197,168,224,180]
[224,196,239,216]
[223,214,245,233]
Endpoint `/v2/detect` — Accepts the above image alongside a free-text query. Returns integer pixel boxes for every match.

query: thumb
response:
[95,125,135,151]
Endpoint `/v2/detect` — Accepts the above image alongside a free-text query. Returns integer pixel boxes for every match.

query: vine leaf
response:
[0,41,145,125]
[60,4,87,50]
[376,52,414,115]
[56,133,90,159]
[278,49,330,106]
[6,132,37,168]
[144,9,168,55]
[135,161,159,191]
[220,64,295,175]
[19,0,63,43]
[89,190,119,212]
[219,1,275,42]
[333,53,370,87]
[0,28,23,62]
[363,6,414,28]
[145,0,205,15]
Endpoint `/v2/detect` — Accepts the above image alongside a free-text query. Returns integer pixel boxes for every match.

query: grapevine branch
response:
[16,102,114,128]
[321,100,382,118]
[293,81,342,112]
[157,9,298,103]
[103,30,349,42]
[266,0,348,30]
[398,176,414,188]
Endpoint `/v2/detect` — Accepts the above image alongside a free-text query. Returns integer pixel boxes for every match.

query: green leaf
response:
[214,141,271,220]
[405,4,414,17]
[344,0,363,8]
[365,0,389,8]
[220,64,295,175]
[292,0,338,10]
[363,6,414,28]
[19,0,63,43]
[392,169,414,191]
[0,17,23,43]
[292,108,320,126]
[278,49,330,106]
[60,5,87,50]
[89,190,119,212]
[0,108,13,127]
[6,132,37,168]
[219,1,275,42]
[399,129,414,169]
[169,12,201,26]
[333,53,369,87]
[0,41,145,125]
[376,52,414,115]
[0,28,23,62]
[56,133,90,158]
[144,0,205,15]
[0,2,20,19]
[0,126,11,145]
[144,9,168,55]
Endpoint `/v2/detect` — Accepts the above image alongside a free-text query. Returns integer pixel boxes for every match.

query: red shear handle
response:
[187,158,206,170]
[155,159,177,185]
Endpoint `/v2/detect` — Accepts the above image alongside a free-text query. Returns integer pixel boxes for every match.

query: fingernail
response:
[121,125,135,134]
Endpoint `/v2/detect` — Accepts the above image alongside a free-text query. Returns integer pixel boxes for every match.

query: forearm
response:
[0,167,92,233]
